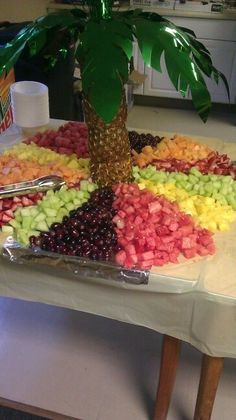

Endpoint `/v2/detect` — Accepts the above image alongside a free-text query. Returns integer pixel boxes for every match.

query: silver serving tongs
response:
[0,176,66,199]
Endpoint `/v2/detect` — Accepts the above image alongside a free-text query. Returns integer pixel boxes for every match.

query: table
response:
[0,123,236,419]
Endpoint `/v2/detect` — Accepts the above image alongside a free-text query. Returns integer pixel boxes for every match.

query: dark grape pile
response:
[129,130,162,153]
[29,188,119,261]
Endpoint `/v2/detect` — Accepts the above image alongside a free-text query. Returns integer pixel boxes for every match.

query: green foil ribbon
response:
[0,3,229,124]
[86,0,114,20]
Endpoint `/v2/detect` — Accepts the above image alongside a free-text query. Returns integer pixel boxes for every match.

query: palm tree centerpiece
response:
[0,0,228,186]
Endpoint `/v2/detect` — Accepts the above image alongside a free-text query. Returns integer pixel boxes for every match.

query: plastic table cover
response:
[0,122,236,358]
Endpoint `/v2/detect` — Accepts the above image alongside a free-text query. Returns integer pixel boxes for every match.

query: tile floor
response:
[0,106,236,420]
[0,297,235,420]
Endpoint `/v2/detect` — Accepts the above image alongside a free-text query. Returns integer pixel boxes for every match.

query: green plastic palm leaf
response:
[76,18,133,122]
[0,1,229,124]
[130,12,229,121]
[0,11,87,77]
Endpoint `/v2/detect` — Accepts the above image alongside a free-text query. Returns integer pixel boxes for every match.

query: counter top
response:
[47,1,236,20]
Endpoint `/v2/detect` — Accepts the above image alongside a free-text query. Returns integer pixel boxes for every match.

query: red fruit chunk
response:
[113,183,215,270]
[148,201,162,214]
[0,193,43,227]
[2,213,12,222]
[23,122,89,158]
[115,250,127,265]
[183,249,197,259]
[141,251,155,261]
[152,152,236,179]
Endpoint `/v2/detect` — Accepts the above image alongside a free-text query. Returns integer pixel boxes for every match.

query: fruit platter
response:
[0,121,236,286]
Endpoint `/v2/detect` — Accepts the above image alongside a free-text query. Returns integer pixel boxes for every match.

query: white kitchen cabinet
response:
[132,42,145,95]
[200,39,236,104]
[143,38,236,103]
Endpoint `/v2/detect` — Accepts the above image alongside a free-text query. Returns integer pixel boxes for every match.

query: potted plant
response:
[0,0,228,186]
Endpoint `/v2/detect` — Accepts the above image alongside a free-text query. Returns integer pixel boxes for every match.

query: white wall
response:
[0,0,48,22]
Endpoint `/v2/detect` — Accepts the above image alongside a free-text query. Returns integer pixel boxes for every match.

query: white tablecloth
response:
[0,123,236,358]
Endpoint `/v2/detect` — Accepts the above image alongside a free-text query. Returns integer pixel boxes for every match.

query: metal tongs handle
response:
[0,176,66,199]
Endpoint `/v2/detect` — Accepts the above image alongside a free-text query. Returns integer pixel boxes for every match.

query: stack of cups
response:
[10,81,50,135]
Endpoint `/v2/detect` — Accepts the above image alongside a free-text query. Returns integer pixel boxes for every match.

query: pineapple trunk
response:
[83,94,132,187]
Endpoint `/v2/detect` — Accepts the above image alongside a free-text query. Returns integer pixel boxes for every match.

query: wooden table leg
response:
[194,354,224,420]
[153,335,181,420]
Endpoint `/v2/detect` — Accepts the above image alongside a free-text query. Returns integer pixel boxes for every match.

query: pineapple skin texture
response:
[84,95,132,187]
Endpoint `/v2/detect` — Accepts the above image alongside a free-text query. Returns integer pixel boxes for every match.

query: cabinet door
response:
[143,53,183,99]
[132,42,145,95]
[200,39,236,104]
[144,39,236,104]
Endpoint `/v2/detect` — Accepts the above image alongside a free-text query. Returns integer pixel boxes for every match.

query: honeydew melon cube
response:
[54,216,63,223]
[29,229,40,237]
[132,166,139,174]
[82,191,90,199]
[58,191,72,203]
[41,198,64,209]
[58,185,68,194]
[65,203,74,212]
[30,221,36,229]
[9,219,21,229]
[80,180,89,191]
[73,198,82,207]
[202,175,210,183]
[20,207,33,217]
[204,184,213,193]
[34,212,46,222]
[189,175,198,184]
[69,189,77,200]
[222,176,233,184]
[226,195,236,207]
[209,175,219,182]
[133,173,139,181]
[46,189,55,198]
[46,217,55,228]
[221,186,229,195]
[22,216,34,230]
[219,197,228,206]
[57,208,68,218]
[213,181,222,190]
[178,181,187,190]
[76,190,85,199]
[44,208,57,217]
[35,221,49,232]
[67,160,79,169]
[1,225,14,234]
[193,184,200,192]
[51,197,62,206]
[87,183,97,193]
[190,168,202,178]
[14,213,22,223]
[151,173,161,183]
[17,229,29,246]
[174,173,182,181]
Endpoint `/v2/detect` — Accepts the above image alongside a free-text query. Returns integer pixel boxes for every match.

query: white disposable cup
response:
[10,81,50,130]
